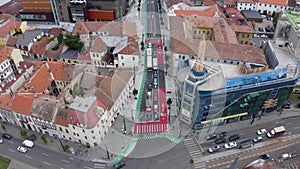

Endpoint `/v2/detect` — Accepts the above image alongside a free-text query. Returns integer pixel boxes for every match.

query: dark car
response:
[2,133,12,139]
[148,84,152,90]
[206,133,217,140]
[219,132,227,138]
[259,154,270,160]
[228,134,240,141]
[153,70,158,78]
[114,161,125,169]
[214,138,226,144]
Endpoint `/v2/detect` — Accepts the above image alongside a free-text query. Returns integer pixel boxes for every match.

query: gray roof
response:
[60,49,79,59]
[241,10,263,19]
[16,30,44,46]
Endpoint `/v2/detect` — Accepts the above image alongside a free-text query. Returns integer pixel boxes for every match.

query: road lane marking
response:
[8,149,15,153]
[8,141,14,144]
[25,155,32,159]
[293,126,300,129]
[69,157,74,160]
[42,162,51,166]
[42,153,49,156]
[83,166,92,169]
[62,159,69,163]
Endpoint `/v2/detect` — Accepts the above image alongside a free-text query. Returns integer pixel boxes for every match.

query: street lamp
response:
[105,144,110,160]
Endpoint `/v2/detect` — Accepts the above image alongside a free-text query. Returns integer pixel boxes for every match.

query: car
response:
[261,35,268,38]
[219,132,227,137]
[17,146,28,153]
[281,153,292,159]
[153,78,158,88]
[2,133,12,139]
[281,104,291,109]
[114,161,125,169]
[208,146,220,153]
[239,139,253,149]
[147,91,152,98]
[214,138,226,144]
[259,154,270,160]
[253,34,260,38]
[206,133,217,140]
[224,142,237,149]
[153,104,158,113]
[0,139,3,144]
[256,129,267,135]
[148,83,153,90]
[253,136,263,143]
[153,70,158,78]
[228,134,240,141]
[267,16,273,21]
[153,93,158,101]
[146,105,152,112]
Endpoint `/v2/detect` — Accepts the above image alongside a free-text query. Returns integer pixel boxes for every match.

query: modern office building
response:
[176,39,298,129]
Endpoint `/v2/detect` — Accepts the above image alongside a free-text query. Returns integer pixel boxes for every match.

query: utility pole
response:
[105,145,110,160]
[123,117,127,134]
[178,122,182,138]
[58,138,65,152]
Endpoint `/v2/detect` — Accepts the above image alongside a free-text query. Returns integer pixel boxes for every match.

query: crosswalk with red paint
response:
[134,39,170,135]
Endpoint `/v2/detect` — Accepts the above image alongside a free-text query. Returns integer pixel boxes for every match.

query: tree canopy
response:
[64,33,84,50]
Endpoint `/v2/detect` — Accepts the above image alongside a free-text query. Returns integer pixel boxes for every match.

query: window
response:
[122,63,124,66]
[132,57,135,60]
[59,127,62,131]
[85,136,87,139]
[63,135,66,138]
[82,129,85,133]
[73,132,76,136]
[121,56,124,60]
[65,129,69,133]
[72,126,75,129]
[91,130,94,134]
[69,137,71,140]
[77,133,79,136]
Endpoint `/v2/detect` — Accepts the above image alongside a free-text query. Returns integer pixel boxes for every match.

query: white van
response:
[22,140,34,148]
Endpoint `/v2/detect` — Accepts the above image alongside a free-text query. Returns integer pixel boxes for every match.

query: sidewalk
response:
[8,159,36,169]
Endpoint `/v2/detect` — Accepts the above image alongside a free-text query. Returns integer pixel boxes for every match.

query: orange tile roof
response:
[0,19,22,38]
[0,94,13,110]
[258,0,287,6]
[72,21,108,35]
[11,93,35,115]
[87,10,115,21]
[30,37,49,55]
[174,5,222,17]
[90,37,107,53]
[47,61,64,80]
[118,36,139,55]
[24,64,53,93]
[0,46,13,64]
[226,18,254,33]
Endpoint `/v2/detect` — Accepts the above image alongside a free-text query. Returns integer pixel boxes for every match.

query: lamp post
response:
[123,117,127,134]
[58,138,65,152]
[105,144,110,160]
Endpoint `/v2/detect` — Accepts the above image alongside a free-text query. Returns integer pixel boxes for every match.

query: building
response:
[175,39,298,129]
[226,17,254,45]
[0,46,23,92]
[66,96,108,147]
[237,0,296,15]
[0,94,16,124]
[274,10,300,60]
[19,0,57,24]
[168,3,222,17]
[241,10,264,22]
[0,13,24,47]
[0,0,23,16]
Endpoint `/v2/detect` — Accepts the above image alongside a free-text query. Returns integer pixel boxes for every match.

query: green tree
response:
[57,33,63,43]
[133,88,138,99]
[167,98,172,108]
[273,12,280,28]
[1,124,6,132]
[64,33,84,50]
[189,159,194,164]
[20,130,27,137]
[41,135,47,144]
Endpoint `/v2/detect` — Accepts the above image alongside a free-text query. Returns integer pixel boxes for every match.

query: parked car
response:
[281,153,292,160]
[153,104,158,113]
[228,134,240,141]
[153,93,158,101]
[153,70,158,78]
[153,77,158,88]
[259,154,270,160]
[146,105,152,112]
[17,146,28,153]
[256,129,267,135]
[0,139,3,144]
[148,84,152,90]
[114,161,125,169]
[208,146,220,153]
[147,91,152,98]
[224,142,237,149]
[206,133,217,140]
[22,140,34,148]
[253,136,263,143]
[219,132,227,138]
[2,133,12,139]
[261,35,268,38]
[214,138,226,144]
[239,139,253,149]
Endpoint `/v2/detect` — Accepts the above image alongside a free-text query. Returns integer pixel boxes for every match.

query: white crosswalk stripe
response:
[194,162,206,169]
[183,138,202,159]
[94,163,106,169]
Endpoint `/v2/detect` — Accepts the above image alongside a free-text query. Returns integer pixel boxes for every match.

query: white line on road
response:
[25,155,32,159]
[94,163,105,166]
[83,166,92,169]
[8,141,14,144]
[42,162,52,166]
[8,149,15,153]
[69,157,74,160]
[293,126,300,129]
[62,159,69,163]
[42,153,49,156]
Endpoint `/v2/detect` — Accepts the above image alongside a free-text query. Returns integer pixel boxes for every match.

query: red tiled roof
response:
[0,19,21,38]
[90,37,107,53]
[48,62,64,80]
[72,21,108,35]
[55,106,69,127]
[78,51,91,61]
[87,10,115,21]
[30,37,49,55]
[6,36,18,47]
[11,93,35,115]
[49,28,63,36]
[0,94,13,110]
[118,36,139,55]
[258,0,287,6]
[174,5,222,17]
[224,0,237,5]
[0,46,13,63]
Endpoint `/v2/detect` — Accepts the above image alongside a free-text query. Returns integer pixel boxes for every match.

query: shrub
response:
[20,130,28,137]
[41,135,47,144]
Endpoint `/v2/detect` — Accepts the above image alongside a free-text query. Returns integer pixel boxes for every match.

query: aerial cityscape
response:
[0,0,299,168]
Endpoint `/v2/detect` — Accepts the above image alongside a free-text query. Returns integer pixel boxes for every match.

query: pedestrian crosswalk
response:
[93,163,106,169]
[286,163,298,169]
[183,138,202,158]
[194,162,206,169]
[134,123,169,134]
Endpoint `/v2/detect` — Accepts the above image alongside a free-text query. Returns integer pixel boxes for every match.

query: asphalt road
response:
[146,0,161,39]
[0,134,106,169]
